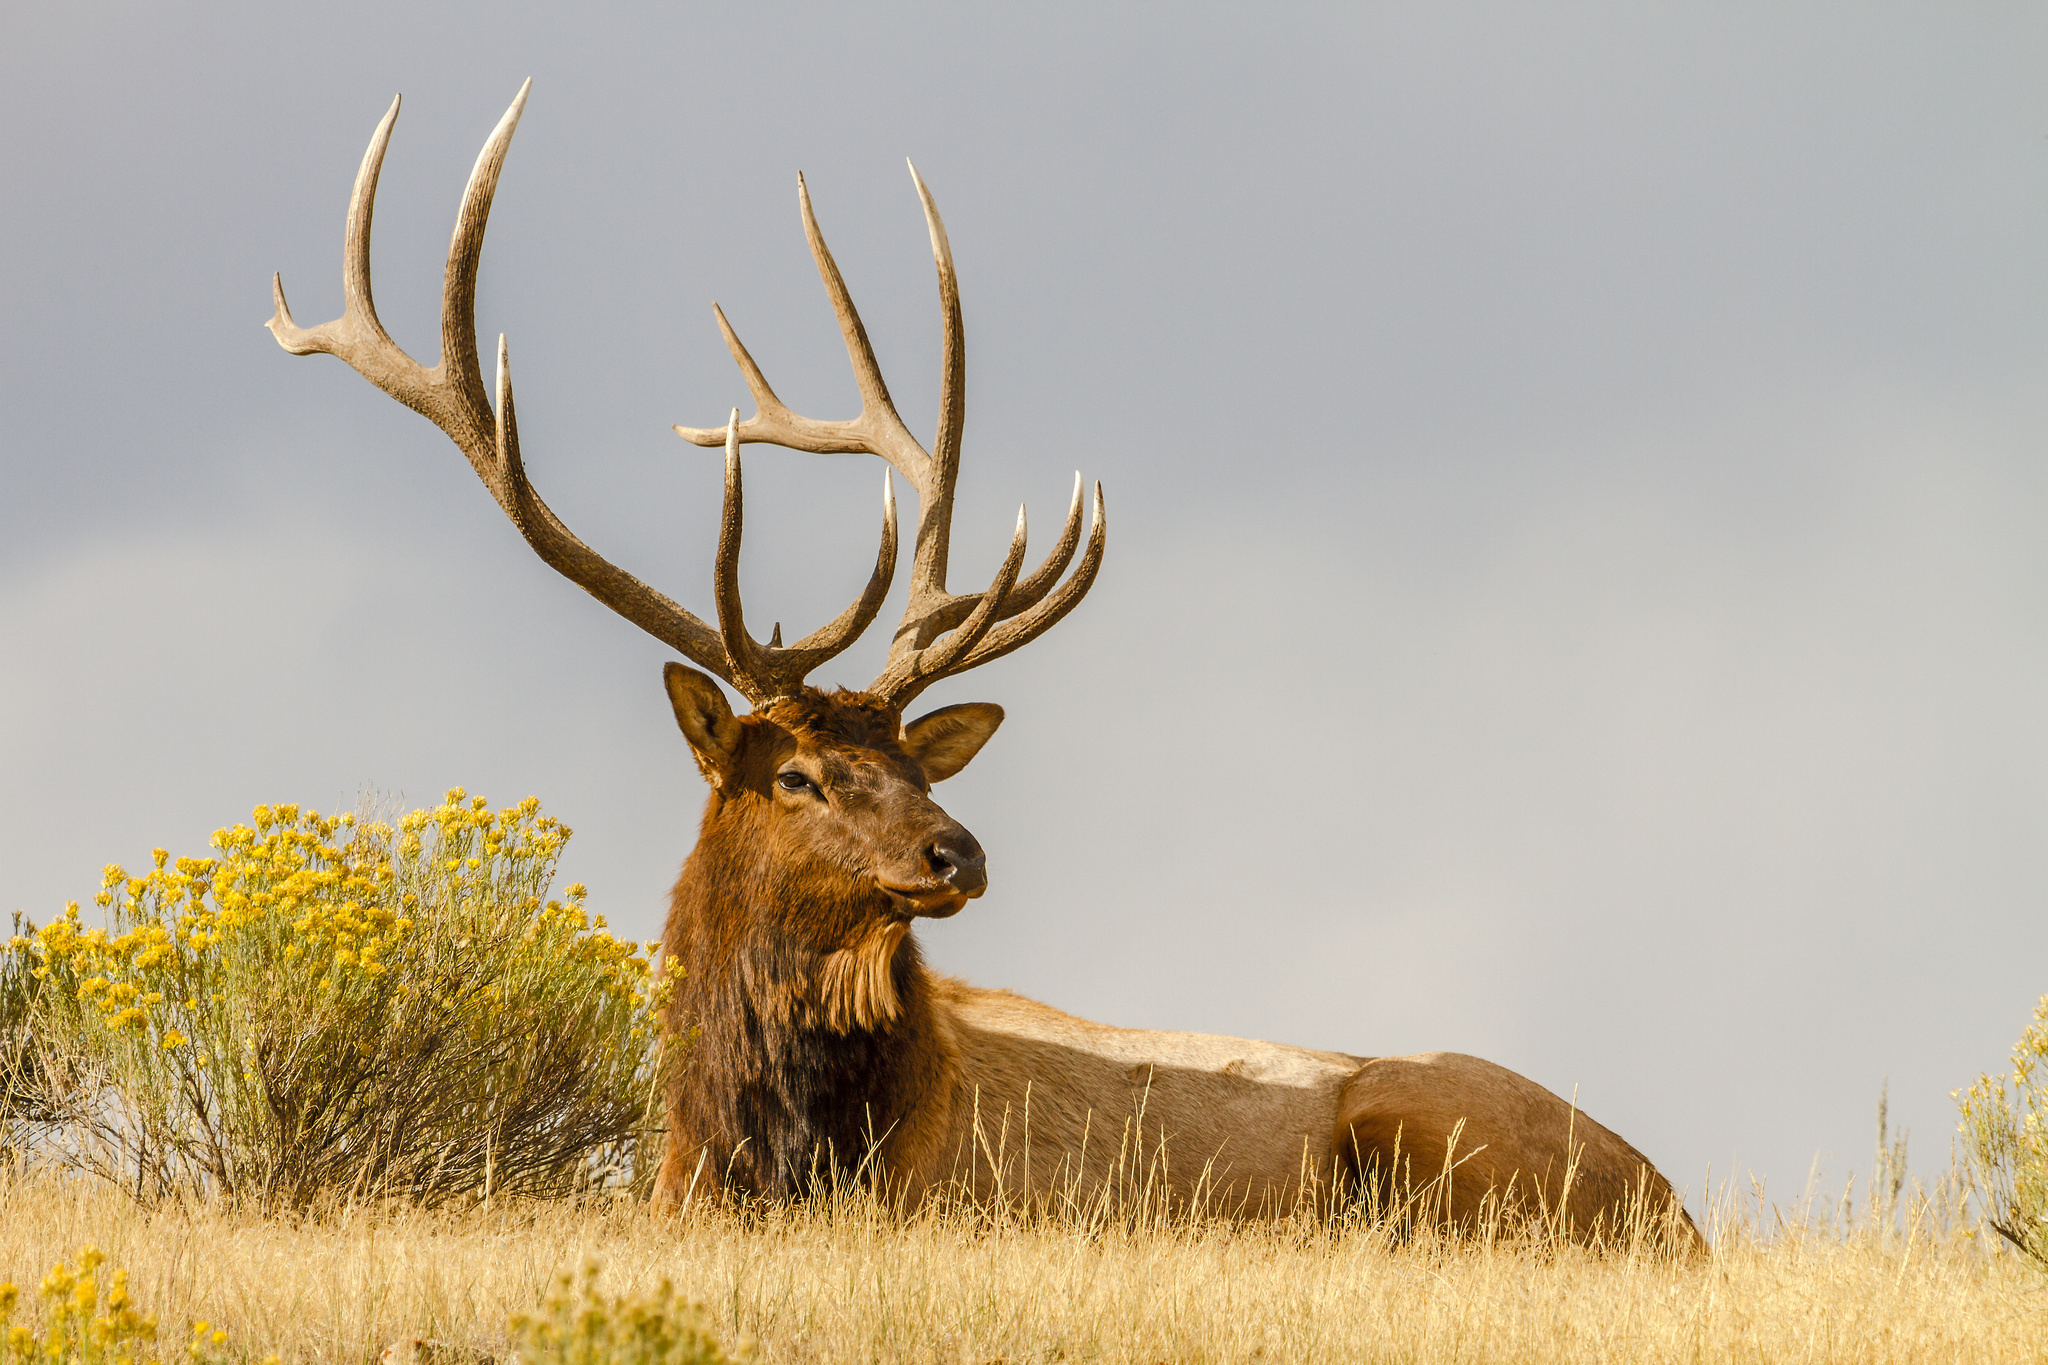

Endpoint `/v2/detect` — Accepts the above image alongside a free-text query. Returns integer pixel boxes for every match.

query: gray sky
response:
[4,2,2044,1212]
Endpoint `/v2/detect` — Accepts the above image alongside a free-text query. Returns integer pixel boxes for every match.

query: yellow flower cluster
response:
[512,1262,735,1365]
[0,1246,157,1365]
[1957,995,2046,1138]
[0,1248,272,1365]
[26,789,659,1065]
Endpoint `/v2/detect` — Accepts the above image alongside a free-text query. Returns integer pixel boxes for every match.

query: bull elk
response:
[268,82,1698,1246]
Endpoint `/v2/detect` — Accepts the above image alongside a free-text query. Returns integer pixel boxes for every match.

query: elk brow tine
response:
[439,79,531,434]
[713,411,770,697]
[911,505,1029,683]
[790,473,900,656]
[879,471,1080,641]
[956,482,1106,675]
[999,471,1085,619]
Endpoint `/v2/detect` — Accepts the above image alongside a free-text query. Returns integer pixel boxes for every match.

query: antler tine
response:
[712,412,772,699]
[950,481,1106,676]
[438,81,532,440]
[904,471,1086,641]
[1003,472,1087,616]
[788,472,899,658]
[490,334,736,686]
[879,484,1104,709]
[798,173,923,477]
[872,506,1032,705]
[270,82,531,461]
[907,160,966,605]
[708,410,903,704]
[269,94,418,389]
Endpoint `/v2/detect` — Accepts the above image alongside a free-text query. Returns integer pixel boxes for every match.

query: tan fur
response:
[814,920,912,1034]
[1334,1053,1681,1239]
[893,978,1365,1218]
[853,978,1698,1243]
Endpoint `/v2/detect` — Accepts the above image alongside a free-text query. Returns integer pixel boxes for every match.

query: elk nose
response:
[926,833,987,896]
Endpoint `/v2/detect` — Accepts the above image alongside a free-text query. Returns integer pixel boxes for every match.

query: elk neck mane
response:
[661,688,959,1196]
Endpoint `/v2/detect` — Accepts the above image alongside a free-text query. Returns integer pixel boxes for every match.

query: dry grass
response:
[1,1167,2041,1364]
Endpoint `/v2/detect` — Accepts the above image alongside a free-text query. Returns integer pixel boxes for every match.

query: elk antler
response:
[266,82,899,706]
[673,167,1106,710]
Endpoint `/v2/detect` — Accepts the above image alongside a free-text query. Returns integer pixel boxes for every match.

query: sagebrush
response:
[6,790,676,1207]
[1957,992,2048,1265]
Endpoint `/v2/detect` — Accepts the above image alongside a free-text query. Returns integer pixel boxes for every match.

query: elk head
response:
[266,82,1104,947]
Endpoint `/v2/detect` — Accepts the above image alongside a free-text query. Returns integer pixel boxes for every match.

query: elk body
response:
[270,84,1699,1246]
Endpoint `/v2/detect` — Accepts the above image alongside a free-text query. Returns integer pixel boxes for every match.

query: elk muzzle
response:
[884,824,987,918]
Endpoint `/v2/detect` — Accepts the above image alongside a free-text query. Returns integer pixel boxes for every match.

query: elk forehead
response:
[761,690,914,765]
[738,689,946,801]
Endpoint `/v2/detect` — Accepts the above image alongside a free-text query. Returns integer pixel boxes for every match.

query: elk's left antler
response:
[674,167,1105,709]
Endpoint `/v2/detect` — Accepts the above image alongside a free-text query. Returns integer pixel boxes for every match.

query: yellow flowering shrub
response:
[1956,993,2048,1266]
[3,913,55,1149]
[0,1245,267,1365]
[11,791,678,1208]
[512,1263,737,1365]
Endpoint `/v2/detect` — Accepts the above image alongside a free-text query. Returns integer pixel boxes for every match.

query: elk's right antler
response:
[267,82,898,705]
[673,168,1105,710]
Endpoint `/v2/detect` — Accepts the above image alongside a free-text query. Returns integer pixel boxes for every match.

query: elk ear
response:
[902,702,1005,783]
[664,663,741,785]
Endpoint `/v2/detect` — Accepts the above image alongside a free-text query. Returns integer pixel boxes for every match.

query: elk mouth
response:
[880,884,978,919]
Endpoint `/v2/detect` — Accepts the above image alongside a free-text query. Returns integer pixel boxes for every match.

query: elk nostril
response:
[926,837,986,894]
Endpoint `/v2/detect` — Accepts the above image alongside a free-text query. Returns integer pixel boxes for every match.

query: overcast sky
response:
[4,2,2044,1214]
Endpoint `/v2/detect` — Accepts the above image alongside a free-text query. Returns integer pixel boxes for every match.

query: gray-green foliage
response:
[1957,994,2048,1265]
[2,912,51,1143]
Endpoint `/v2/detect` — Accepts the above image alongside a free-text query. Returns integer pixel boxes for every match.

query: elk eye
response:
[776,771,815,794]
